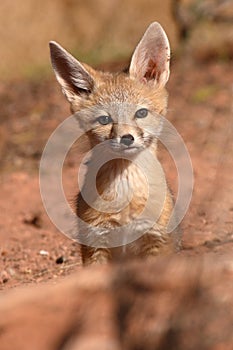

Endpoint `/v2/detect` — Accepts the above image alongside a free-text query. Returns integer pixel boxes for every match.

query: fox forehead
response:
[94,74,142,102]
[88,73,168,114]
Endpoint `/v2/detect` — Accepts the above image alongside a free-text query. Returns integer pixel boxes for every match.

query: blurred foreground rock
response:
[0,256,233,350]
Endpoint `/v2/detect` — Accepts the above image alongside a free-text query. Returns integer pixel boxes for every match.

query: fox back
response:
[50,22,180,265]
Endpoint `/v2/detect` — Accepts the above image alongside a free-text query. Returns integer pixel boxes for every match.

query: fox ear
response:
[49,41,95,104]
[129,22,170,88]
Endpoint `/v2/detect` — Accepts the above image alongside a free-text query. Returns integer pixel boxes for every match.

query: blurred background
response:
[0,0,232,80]
[0,0,177,79]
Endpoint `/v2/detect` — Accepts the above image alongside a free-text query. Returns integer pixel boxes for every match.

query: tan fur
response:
[49,22,180,265]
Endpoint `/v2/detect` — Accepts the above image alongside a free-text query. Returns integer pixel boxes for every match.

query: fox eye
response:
[97,115,113,125]
[135,108,148,119]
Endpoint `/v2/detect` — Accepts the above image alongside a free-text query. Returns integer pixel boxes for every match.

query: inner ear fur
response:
[129,22,170,88]
[49,41,95,103]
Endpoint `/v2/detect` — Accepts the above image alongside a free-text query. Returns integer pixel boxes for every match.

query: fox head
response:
[49,22,170,155]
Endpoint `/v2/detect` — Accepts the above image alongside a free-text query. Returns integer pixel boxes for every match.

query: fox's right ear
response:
[49,41,95,104]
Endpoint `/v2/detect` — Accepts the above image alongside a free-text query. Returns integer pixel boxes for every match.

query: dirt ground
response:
[0,56,232,290]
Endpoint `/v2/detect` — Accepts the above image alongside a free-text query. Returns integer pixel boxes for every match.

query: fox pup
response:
[49,22,180,265]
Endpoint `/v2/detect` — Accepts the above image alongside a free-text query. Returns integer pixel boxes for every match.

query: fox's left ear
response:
[129,22,170,88]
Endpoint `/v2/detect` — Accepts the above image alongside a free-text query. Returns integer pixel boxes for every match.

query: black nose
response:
[120,134,134,146]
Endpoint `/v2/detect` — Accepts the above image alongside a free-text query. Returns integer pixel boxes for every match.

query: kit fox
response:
[49,22,180,265]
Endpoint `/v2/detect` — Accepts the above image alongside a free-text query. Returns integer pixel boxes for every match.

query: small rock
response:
[7,268,16,276]
[1,249,8,256]
[39,250,49,256]
[23,212,42,228]
[56,256,65,264]
[0,270,10,284]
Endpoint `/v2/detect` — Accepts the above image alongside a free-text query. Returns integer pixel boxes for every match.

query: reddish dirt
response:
[0,58,232,290]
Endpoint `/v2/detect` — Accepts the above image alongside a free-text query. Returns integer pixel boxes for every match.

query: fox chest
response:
[78,165,149,226]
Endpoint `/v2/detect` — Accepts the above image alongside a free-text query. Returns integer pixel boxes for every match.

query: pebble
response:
[0,270,10,283]
[39,250,49,256]
[56,256,65,264]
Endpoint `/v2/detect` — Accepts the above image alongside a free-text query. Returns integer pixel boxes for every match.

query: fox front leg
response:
[80,245,112,266]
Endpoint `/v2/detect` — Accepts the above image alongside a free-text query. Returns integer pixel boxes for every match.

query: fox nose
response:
[120,134,134,146]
